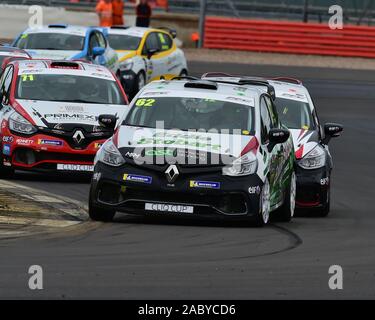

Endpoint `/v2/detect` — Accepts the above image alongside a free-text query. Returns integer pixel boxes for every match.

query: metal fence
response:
[169,0,375,25]
[1,0,375,25]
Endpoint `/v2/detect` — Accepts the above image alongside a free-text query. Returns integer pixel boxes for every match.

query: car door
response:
[260,95,283,208]
[0,66,15,142]
[96,31,119,73]
[88,31,101,64]
[88,31,116,72]
[141,32,164,82]
[156,32,178,78]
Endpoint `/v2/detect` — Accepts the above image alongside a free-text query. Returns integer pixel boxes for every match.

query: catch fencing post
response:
[198,0,207,48]
[303,0,309,22]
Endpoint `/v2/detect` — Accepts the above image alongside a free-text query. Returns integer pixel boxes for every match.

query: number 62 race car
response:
[0,59,129,176]
[89,77,296,226]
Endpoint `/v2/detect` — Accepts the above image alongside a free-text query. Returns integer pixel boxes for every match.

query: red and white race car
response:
[0,59,129,176]
[0,46,31,73]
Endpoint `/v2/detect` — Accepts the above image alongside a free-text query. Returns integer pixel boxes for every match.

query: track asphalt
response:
[0,62,374,299]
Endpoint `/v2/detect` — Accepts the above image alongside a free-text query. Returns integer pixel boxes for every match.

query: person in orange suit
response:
[96,0,113,27]
[112,0,124,26]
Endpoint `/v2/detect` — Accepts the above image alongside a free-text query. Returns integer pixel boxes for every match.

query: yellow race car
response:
[105,26,188,97]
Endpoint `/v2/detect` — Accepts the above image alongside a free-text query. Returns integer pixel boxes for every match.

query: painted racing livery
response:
[0,47,31,73]
[104,26,188,97]
[12,24,119,74]
[201,74,343,216]
[269,78,343,216]
[0,60,129,175]
[89,78,296,226]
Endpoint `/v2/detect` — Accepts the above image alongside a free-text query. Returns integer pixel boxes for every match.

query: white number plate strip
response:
[57,164,94,172]
[145,203,194,214]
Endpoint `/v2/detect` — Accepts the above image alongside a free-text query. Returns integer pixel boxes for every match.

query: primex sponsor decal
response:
[57,164,94,172]
[43,113,98,123]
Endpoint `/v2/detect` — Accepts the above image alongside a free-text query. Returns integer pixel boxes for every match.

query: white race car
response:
[105,26,188,97]
[89,77,296,225]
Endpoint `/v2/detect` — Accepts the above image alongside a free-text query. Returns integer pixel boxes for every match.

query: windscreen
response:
[274,97,314,130]
[107,34,141,51]
[15,33,85,51]
[124,96,254,133]
[16,74,126,105]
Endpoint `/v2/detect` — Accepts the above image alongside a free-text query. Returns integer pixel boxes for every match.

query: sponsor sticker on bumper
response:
[123,174,152,184]
[189,180,220,189]
[145,203,194,214]
[57,164,94,172]
[38,139,63,146]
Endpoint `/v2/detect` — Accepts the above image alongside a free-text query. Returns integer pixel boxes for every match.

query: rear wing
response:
[201,73,276,101]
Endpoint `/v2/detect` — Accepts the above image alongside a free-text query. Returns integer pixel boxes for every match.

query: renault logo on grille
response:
[165,165,179,183]
[73,130,85,144]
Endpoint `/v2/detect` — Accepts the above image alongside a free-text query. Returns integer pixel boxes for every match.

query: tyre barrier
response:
[204,17,375,58]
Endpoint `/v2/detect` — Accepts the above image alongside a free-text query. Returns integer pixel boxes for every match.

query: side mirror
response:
[269,128,290,149]
[147,48,159,59]
[323,123,343,144]
[92,46,105,58]
[99,114,117,130]
[169,29,177,39]
[268,87,276,101]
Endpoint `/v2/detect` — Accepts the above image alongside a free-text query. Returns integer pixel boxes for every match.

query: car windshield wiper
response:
[32,48,60,50]
[123,124,154,129]
[49,99,100,104]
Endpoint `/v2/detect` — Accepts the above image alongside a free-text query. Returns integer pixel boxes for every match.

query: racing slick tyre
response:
[135,71,146,93]
[253,178,271,227]
[277,171,296,222]
[88,187,116,222]
[88,201,116,222]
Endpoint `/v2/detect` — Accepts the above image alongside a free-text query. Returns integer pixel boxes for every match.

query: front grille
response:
[38,128,111,150]
[14,148,94,165]
[296,188,321,204]
[97,182,248,215]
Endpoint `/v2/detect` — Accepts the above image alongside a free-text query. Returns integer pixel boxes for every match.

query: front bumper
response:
[90,162,264,219]
[2,132,105,173]
[295,165,330,208]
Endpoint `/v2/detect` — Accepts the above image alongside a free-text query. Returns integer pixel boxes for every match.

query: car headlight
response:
[298,145,326,170]
[9,112,37,135]
[119,59,134,71]
[94,139,125,167]
[222,152,258,176]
